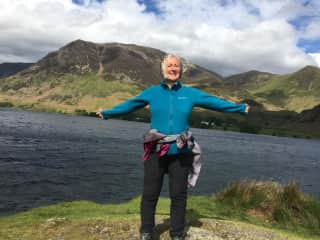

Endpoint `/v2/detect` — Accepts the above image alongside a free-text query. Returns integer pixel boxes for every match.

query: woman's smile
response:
[165,57,181,81]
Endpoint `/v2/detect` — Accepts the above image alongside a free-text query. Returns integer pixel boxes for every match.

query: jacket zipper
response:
[169,89,174,133]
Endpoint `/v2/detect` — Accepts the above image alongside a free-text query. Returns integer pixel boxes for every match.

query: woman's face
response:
[164,56,181,81]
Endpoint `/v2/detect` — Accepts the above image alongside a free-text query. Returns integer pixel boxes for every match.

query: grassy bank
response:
[0,180,319,240]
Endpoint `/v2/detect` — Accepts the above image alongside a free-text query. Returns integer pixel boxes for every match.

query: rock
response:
[185,227,223,240]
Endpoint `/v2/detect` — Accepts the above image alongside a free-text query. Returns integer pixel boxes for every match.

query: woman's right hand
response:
[96,109,104,119]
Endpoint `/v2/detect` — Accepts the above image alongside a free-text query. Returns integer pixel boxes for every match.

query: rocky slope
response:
[9,39,223,86]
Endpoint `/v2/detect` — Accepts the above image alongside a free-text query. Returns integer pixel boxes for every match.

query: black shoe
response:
[140,232,153,240]
[171,237,184,240]
[170,232,185,240]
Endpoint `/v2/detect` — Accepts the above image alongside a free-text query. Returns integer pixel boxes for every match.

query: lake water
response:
[0,108,319,215]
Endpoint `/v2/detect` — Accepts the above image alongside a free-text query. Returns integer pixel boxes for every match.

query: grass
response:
[0,74,142,113]
[0,180,319,240]
[215,180,320,237]
[60,74,140,98]
[248,73,320,112]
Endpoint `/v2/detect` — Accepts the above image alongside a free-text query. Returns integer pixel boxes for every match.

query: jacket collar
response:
[160,80,182,91]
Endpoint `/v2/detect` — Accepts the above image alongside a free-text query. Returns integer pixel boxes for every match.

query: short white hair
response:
[161,54,183,79]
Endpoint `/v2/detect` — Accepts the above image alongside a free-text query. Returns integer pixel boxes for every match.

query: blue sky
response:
[298,39,320,53]
[137,0,161,14]
[0,0,319,75]
[289,15,320,53]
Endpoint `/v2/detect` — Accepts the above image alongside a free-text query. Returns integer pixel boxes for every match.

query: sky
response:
[0,0,319,76]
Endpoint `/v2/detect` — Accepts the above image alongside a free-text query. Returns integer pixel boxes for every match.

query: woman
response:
[96,54,249,240]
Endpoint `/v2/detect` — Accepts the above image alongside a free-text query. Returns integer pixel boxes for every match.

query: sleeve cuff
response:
[100,110,109,119]
[241,104,248,115]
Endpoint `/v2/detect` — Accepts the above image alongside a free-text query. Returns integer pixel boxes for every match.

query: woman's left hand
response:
[245,104,250,113]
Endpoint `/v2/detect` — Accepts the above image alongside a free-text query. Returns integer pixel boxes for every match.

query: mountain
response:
[224,65,320,112]
[0,62,33,78]
[0,40,223,113]
[11,39,223,86]
[224,70,274,88]
[0,39,319,114]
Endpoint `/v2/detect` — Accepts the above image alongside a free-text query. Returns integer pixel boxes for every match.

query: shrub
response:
[0,101,14,108]
[216,180,320,235]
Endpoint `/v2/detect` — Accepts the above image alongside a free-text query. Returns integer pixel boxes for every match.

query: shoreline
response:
[1,106,319,140]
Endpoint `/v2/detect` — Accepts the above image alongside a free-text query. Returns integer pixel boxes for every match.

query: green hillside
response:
[0,73,141,113]
[252,66,320,112]
[224,66,320,112]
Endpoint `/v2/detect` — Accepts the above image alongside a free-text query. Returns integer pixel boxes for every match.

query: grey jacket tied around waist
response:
[143,129,202,187]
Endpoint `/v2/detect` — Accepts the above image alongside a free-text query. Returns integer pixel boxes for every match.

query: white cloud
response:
[0,0,318,75]
[304,19,320,39]
[309,53,320,67]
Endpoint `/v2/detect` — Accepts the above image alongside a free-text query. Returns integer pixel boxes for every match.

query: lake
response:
[0,108,319,215]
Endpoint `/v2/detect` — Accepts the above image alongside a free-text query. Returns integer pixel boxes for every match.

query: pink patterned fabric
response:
[142,138,164,161]
[158,143,170,157]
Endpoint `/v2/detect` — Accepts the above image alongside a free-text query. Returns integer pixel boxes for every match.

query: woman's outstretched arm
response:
[192,88,249,114]
[96,87,153,119]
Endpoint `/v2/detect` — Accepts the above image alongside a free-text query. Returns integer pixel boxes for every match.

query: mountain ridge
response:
[14,39,223,86]
[224,65,320,112]
[0,39,319,113]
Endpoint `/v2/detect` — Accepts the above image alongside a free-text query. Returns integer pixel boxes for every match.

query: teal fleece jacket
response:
[101,81,247,154]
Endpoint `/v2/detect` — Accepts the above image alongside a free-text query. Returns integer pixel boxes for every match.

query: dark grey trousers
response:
[140,152,193,237]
